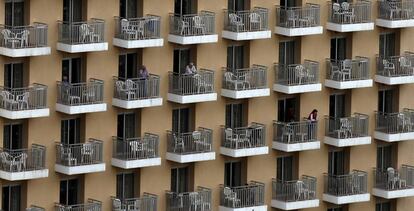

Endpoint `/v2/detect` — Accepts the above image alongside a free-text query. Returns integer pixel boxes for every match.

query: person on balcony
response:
[61,76,72,104]
[307,109,318,140]
[138,65,150,79]
[184,62,198,75]
[307,109,318,122]
[138,65,150,98]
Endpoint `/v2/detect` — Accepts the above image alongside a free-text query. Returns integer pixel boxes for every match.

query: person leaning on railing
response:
[185,62,198,75]
[307,109,318,140]
[61,76,71,104]
[138,65,150,98]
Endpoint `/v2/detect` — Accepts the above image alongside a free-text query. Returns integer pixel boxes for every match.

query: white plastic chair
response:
[223,187,241,207]
[16,92,30,110]
[81,143,94,164]
[192,16,206,35]
[249,12,261,30]
[229,13,245,32]
[121,19,138,40]
[383,59,395,76]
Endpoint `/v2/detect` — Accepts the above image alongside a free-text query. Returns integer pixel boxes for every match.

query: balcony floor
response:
[271,199,320,210]
[0,46,51,57]
[113,38,164,48]
[221,88,270,99]
[167,93,217,104]
[374,75,414,85]
[166,152,216,163]
[220,146,269,157]
[168,34,218,45]
[56,103,107,114]
[111,157,161,169]
[274,26,323,37]
[372,188,414,199]
[325,79,373,89]
[219,205,268,211]
[272,141,321,152]
[112,97,163,109]
[0,108,49,119]
[57,42,108,53]
[55,163,106,175]
[322,193,370,205]
[273,83,322,94]
[222,30,271,41]
[324,136,372,147]
[374,131,414,142]
[0,169,48,181]
[326,22,374,32]
[376,18,414,28]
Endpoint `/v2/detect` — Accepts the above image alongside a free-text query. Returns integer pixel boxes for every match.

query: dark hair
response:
[312,109,318,113]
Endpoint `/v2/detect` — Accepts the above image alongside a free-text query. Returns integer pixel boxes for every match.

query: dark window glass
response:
[61,118,81,145]
[2,185,20,211]
[116,173,135,200]
[172,108,190,133]
[225,161,242,187]
[4,63,24,88]
[225,104,244,128]
[3,123,23,150]
[331,37,347,61]
[60,179,79,205]
[171,167,189,193]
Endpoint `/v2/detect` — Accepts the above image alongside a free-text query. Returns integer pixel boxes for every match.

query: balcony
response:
[111,134,161,169]
[0,84,49,119]
[222,8,271,40]
[325,57,373,89]
[166,187,211,211]
[323,170,370,204]
[112,193,157,211]
[273,120,320,152]
[168,69,217,104]
[221,65,270,99]
[271,176,319,210]
[219,182,267,211]
[55,199,102,211]
[166,128,215,163]
[112,75,162,109]
[373,165,414,199]
[221,123,268,157]
[57,19,108,53]
[324,113,371,147]
[0,23,50,57]
[274,60,322,94]
[0,144,48,181]
[375,53,414,85]
[56,79,107,115]
[275,4,323,36]
[374,109,414,142]
[55,139,105,175]
[376,0,414,28]
[327,1,374,32]
[113,16,163,48]
[26,206,44,211]
[168,11,218,45]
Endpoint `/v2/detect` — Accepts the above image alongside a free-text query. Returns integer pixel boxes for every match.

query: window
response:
[379,33,396,58]
[4,63,24,88]
[117,113,136,139]
[277,156,295,181]
[61,118,81,145]
[60,179,79,205]
[376,201,392,211]
[63,0,83,22]
[62,58,82,84]
[228,0,248,11]
[172,108,191,133]
[378,88,397,113]
[327,207,343,211]
[331,37,347,61]
[3,122,23,150]
[279,41,297,65]
[116,173,135,200]
[278,97,299,122]
[119,53,138,79]
[174,0,195,15]
[227,45,245,70]
[328,149,346,175]
[171,167,189,193]
[280,0,296,8]
[2,185,21,211]
[120,0,141,18]
[225,103,245,128]
[377,144,393,171]
[225,161,242,187]
[329,93,346,118]
[5,0,25,26]
[173,49,192,74]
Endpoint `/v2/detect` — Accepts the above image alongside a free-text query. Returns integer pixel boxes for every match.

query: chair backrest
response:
[21,29,30,39]
[229,13,241,24]
[115,80,125,90]
[193,16,203,26]
[1,29,12,39]
[341,2,350,10]
[296,181,305,192]
[112,198,122,209]
[129,141,142,152]
[340,118,351,130]
[399,57,411,67]
[342,59,352,70]
[223,187,232,196]
[121,19,130,31]
[192,131,201,140]
[249,12,261,23]
[3,91,14,100]
[173,133,183,144]
[295,65,306,76]
[387,167,395,178]
[81,143,93,154]
[125,79,135,90]
[333,3,341,12]
[79,24,90,36]
[224,72,235,82]
[225,128,233,139]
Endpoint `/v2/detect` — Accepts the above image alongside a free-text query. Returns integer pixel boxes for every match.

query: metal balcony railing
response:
[376,52,414,77]
[57,79,104,106]
[55,199,102,211]
[0,144,46,173]
[374,165,414,190]
[166,187,212,211]
[55,139,103,167]
[324,170,368,196]
[0,84,47,111]
[0,23,48,49]
[113,75,160,101]
[111,193,157,211]
[115,15,161,40]
[222,65,268,91]
[168,69,215,95]
[221,123,266,150]
[112,133,159,161]
[326,57,370,81]
[220,181,265,208]
[167,128,213,155]
[26,205,45,211]
[276,4,321,28]
[224,7,269,32]
[375,108,414,134]
[378,0,414,20]
[273,120,318,144]
[325,113,369,139]
[272,175,317,202]
[328,1,373,24]
[169,11,216,36]
[58,19,105,44]
[275,60,319,86]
